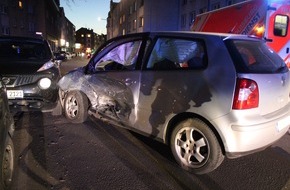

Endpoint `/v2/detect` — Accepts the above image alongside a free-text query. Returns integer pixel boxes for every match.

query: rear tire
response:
[170,118,224,174]
[64,91,89,123]
[0,135,14,190]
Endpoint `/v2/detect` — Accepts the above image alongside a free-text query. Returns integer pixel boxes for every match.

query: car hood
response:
[0,59,49,74]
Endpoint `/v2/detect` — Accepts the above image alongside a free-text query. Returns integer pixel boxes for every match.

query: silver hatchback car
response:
[58,32,290,174]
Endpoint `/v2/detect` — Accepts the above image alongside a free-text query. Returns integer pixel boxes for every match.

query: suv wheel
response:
[170,118,224,174]
[64,91,88,123]
[1,135,14,190]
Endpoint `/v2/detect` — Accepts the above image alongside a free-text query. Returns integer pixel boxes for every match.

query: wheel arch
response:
[59,88,92,108]
[164,112,225,155]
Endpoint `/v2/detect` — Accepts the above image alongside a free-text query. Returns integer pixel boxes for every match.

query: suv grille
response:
[5,75,49,87]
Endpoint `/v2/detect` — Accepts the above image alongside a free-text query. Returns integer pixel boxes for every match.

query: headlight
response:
[39,78,52,89]
[37,60,55,72]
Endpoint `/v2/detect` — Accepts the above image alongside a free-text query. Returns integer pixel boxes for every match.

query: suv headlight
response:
[39,78,52,89]
[37,60,55,72]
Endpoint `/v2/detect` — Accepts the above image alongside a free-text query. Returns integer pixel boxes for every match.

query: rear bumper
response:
[214,104,290,158]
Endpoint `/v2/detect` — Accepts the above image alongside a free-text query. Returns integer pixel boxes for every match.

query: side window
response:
[146,38,206,70]
[274,15,288,37]
[95,40,142,71]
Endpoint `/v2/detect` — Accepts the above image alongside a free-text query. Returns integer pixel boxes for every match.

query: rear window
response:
[0,39,52,62]
[225,39,288,73]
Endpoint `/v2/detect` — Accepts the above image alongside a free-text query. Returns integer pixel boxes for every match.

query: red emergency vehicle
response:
[191,0,290,67]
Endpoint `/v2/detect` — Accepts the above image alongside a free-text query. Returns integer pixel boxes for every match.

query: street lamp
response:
[98,17,106,21]
[97,17,107,34]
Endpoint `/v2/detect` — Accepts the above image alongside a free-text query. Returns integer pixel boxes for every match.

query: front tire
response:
[64,91,89,123]
[170,118,224,174]
[1,135,14,190]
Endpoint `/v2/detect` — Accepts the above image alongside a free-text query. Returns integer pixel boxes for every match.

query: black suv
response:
[0,36,61,111]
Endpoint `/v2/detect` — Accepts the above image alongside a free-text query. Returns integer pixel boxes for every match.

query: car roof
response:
[107,31,261,42]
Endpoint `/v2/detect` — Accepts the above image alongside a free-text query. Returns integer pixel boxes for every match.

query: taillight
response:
[232,78,259,110]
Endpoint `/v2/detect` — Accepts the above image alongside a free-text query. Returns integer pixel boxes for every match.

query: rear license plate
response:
[277,116,290,132]
[7,90,24,99]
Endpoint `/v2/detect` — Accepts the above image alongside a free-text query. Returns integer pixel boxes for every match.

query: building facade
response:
[75,28,107,55]
[107,0,245,39]
[0,0,75,52]
[107,0,179,39]
[59,7,76,53]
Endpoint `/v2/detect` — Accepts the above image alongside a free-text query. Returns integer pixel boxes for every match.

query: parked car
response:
[0,36,61,112]
[53,52,66,61]
[0,76,15,190]
[58,32,290,174]
[65,52,72,60]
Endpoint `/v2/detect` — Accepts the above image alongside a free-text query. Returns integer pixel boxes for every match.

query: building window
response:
[18,1,23,9]
[227,0,233,5]
[28,4,33,14]
[2,26,10,35]
[87,34,91,38]
[28,22,35,32]
[212,3,220,10]
[139,17,144,27]
[133,19,137,30]
[189,11,196,26]
[128,22,131,32]
[0,5,8,14]
[181,14,187,28]
[140,0,144,7]
[81,34,84,37]
[134,1,137,11]
[199,7,207,14]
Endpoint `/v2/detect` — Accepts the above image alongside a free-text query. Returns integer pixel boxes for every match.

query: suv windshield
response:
[0,39,51,62]
[225,39,288,73]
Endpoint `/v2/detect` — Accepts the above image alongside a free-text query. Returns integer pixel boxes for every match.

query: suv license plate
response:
[7,90,24,99]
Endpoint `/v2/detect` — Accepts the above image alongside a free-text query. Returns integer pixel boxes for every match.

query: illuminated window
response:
[87,34,91,38]
[81,34,84,37]
[19,1,23,8]
[139,17,144,27]
[133,19,137,30]
[274,15,288,37]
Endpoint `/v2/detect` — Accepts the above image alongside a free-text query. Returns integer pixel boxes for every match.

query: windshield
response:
[0,40,52,62]
[225,39,288,73]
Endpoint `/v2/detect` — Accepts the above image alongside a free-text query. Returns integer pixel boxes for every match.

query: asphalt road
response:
[10,57,290,190]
